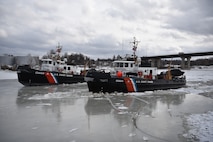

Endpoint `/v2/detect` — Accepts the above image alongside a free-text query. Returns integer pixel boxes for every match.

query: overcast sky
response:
[0,0,213,59]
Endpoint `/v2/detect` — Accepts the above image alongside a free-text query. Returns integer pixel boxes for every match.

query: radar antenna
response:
[130,37,140,61]
[56,42,62,60]
[56,42,62,54]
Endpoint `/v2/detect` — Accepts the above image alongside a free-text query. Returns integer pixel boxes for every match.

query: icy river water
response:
[0,67,213,142]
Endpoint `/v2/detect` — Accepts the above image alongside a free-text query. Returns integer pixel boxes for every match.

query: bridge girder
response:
[141,51,213,69]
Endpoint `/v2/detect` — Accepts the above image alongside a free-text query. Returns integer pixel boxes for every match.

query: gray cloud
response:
[0,0,212,59]
[166,0,213,35]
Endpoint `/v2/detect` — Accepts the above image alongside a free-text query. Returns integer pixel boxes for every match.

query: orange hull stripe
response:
[124,78,135,92]
[45,72,56,84]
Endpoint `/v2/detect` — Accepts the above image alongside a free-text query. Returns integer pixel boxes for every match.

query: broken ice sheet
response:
[31,127,38,130]
[118,111,128,115]
[118,106,128,110]
[128,133,136,137]
[121,125,127,128]
[69,128,78,133]
[143,136,148,141]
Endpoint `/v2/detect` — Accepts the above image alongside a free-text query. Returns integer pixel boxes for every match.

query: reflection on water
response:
[17,85,186,118]
[14,80,213,142]
[16,84,188,141]
[84,93,187,142]
[16,84,89,122]
[85,98,111,115]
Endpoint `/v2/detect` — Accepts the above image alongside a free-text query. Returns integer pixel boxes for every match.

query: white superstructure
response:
[39,43,88,75]
[111,60,157,79]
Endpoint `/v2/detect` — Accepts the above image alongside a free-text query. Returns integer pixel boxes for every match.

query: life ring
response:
[138,71,143,77]
[116,71,123,78]
[57,68,63,72]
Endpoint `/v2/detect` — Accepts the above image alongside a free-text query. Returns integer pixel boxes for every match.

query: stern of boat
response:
[84,69,112,93]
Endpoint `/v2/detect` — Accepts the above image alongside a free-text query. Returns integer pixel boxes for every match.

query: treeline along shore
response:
[1,53,213,71]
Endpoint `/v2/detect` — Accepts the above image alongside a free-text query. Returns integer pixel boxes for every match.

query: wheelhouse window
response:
[116,63,119,67]
[125,63,128,67]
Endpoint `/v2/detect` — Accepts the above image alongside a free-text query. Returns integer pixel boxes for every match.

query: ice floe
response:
[69,128,78,133]
[128,133,136,137]
[0,70,17,80]
[118,106,128,110]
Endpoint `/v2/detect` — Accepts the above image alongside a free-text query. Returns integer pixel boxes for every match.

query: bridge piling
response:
[180,56,191,69]
[181,57,185,69]
[187,56,191,69]
[141,51,212,69]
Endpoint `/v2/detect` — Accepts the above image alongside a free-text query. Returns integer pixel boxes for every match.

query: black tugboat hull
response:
[85,69,186,93]
[17,65,84,86]
[86,78,186,93]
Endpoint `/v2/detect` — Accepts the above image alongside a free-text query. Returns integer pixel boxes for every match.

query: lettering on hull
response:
[136,80,153,84]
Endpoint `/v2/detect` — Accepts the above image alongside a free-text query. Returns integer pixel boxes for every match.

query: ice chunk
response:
[69,128,78,133]
[185,111,213,141]
[32,127,38,130]
[121,125,127,128]
[25,106,31,109]
[128,133,136,137]
[143,136,149,141]
[118,106,128,110]
[37,103,52,106]
[118,111,128,115]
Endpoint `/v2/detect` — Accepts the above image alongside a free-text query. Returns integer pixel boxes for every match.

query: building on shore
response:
[0,54,39,70]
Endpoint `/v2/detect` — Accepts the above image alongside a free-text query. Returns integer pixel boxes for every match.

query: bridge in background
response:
[141,51,213,69]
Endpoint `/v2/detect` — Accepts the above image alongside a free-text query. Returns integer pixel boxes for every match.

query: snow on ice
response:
[184,111,213,142]
[0,70,17,80]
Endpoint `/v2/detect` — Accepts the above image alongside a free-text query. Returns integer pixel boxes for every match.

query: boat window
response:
[120,63,123,67]
[68,67,70,70]
[131,63,133,67]
[53,62,55,66]
[116,63,119,67]
[49,61,52,64]
[125,63,128,67]
[64,66,66,70]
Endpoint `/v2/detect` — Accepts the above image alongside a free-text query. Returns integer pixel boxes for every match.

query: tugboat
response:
[17,43,86,86]
[85,37,186,93]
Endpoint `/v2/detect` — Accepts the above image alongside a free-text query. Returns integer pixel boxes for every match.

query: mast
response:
[130,37,140,62]
[56,42,62,60]
[56,42,62,54]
